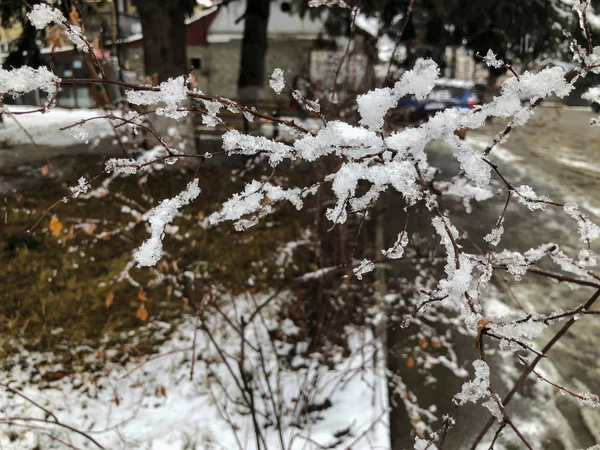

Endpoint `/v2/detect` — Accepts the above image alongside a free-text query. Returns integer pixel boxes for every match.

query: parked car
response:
[397,78,482,125]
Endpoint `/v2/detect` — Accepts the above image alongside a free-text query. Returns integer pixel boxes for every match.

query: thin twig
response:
[470,287,600,449]
[384,0,415,83]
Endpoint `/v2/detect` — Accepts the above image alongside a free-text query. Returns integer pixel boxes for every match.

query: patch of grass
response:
[0,154,315,359]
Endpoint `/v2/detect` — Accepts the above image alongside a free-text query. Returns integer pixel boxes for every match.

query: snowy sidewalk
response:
[0,105,113,148]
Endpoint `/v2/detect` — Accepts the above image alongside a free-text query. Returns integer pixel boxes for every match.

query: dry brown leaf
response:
[62,225,74,247]
[49,217,63,237]
[182,297,189,308]
[136,305,149,321]
[166,285,173,297]
[475,318,494,348]
[114,394,120,406]
[137,288,147,302]
[155,385,167,397]
[69,10,80,26]
[105,292,114,308]
[40,164,49,176]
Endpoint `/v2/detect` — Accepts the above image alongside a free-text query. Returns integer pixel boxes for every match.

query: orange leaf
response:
[137,288,147,302]
[105,292,114,308]
[49,217,63,237]
[418,337,428,349]
[406,357,415,369]
[136,305,148,321]
[62,225,74,247]
[475,319,494,348]
[40,164,49,176]
[69,10,80,26]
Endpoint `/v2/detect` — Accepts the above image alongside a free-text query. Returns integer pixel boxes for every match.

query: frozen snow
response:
[483,49,504,69]
[0,66,59,101]
[0,294,390,450]
[0,105,113,147]
[127,77,189,119]
[134,180,201,267]
[269,68,286,94]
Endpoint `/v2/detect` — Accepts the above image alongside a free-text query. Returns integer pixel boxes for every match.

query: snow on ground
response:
[466,136,523,163]
[0,105,113,147]
[557,155,600,175]
[0,292,389,449]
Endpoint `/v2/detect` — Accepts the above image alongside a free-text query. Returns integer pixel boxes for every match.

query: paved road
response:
[387,106,600,450]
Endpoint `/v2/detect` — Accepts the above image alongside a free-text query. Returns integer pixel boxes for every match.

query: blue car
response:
[397,78,483,123]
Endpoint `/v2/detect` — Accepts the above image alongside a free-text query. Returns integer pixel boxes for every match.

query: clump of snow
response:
[222,130,295,166]
[564,201,600,244]
[0,66,59,100]
[383,231,409,259]
[134,180,201,267]
[451,137,491,186]
[357,58,439,130]
[27,4,88,51]
[454,360,491,405]
[269,68,285,95]
[68,124,90,143]
[294,120,383,162]
[578,249,597,267]
[582,86,600,104]
[515,185,551,211]
[483,49,504,69]
[414,437,439,450]
[353,259,375,279]
[201,100,222,127]
[105,158,139,174]
[68,177,91,198]
[208,181,306,231]
[325,160,419,224]
[484,221,504,247]
[482,394,503,422]
[127,77,188,119]
[489,319,546,343]
[27,4,66,29]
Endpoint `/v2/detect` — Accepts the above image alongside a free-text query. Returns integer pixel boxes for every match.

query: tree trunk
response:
[133,0,187,82]
[237,0,270,101]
